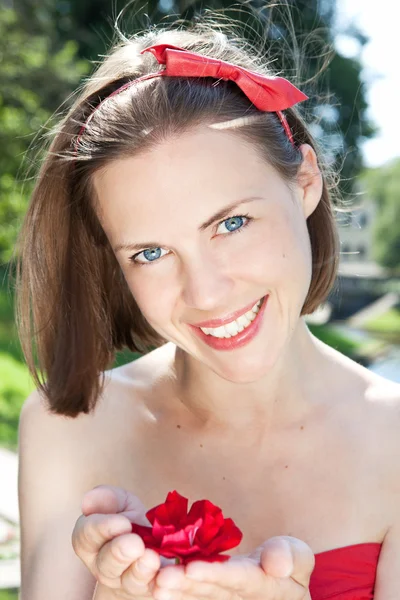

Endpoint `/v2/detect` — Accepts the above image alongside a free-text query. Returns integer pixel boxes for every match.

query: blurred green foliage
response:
[0,8,89,266]
[0,590,18,600]
[361,158,400,272]
[364,307,400,337]
[0,351,35,451]
[308,323,360,356]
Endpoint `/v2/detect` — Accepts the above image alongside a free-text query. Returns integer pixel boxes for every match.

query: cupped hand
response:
[153,536,315,600]
[72,485,165,599]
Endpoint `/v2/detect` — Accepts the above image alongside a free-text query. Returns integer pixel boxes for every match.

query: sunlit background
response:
[336,0,399,168]
[1,0,400,595]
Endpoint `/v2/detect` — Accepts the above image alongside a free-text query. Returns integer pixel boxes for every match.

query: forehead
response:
[94,126,276,193]
[92,126,285,233]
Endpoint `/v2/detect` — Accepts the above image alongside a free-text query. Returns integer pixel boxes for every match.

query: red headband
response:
[74,44,308,153]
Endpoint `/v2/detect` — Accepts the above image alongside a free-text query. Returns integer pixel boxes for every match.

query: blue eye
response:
[131,246,168,265]
[217,215,247,234]
[129,213,252,266]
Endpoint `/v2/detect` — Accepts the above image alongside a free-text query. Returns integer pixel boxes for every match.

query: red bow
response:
[74,43,307,155]
[141,44,308,112]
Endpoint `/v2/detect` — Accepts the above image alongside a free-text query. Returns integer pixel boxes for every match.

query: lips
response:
[188,295,269,351]
[189,297,264,329]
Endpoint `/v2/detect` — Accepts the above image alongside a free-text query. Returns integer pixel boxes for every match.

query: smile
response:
[200,297,263,338]
[188,295,269,351]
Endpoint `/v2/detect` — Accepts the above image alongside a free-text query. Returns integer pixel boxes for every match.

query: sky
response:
[335,0,400,168]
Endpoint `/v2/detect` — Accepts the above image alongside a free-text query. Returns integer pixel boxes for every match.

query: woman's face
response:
[93,125,322,381]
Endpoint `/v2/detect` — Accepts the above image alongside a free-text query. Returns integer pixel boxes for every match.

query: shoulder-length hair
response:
[13,21,339,417]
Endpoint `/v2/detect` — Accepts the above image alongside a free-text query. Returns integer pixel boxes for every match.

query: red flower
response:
[131,490,243,564]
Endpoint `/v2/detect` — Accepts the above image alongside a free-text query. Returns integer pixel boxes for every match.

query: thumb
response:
[258,536,315,586]
[82,485,150,526]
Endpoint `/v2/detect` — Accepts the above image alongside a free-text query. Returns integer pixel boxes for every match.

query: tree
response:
[0,8,89,265]
[361,159,400,273]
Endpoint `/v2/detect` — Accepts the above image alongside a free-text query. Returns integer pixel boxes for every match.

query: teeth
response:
[200,298,263,338]
[236,313,251,328]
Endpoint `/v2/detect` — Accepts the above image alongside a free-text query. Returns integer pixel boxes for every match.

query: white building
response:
[335,195,386,277]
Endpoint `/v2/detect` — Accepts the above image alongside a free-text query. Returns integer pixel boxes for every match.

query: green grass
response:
[308,323,361,356]
[0,270,36,450]
[0,351,35,451]
[0,590,19,600]
[112,347,143,367]
[363,307,400,336]
[0,278,25,365]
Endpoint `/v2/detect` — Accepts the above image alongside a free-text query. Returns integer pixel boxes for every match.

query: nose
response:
[181,250,234,311]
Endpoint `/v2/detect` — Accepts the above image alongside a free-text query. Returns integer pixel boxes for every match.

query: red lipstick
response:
[188,295,268,351]
[189,297,263,329]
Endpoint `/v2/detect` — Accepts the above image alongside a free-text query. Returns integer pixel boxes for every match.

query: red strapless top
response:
[309,543,382,599]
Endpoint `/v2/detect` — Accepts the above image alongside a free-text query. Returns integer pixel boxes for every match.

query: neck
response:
[167,319,330,436]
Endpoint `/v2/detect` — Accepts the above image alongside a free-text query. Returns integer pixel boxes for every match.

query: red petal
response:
[130,523,158,547]
[195,512,224,545]
[152,518,176,543]
[133,492,242,566]
[187,499,229,548]
[146,503,168,526]
[160,518,203,552]
[187,499,223,523]
[160,527,191,550]
[205,519,243,554]
[147,491,188,527]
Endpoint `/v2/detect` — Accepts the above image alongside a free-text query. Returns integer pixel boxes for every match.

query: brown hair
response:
[13,20,339,417]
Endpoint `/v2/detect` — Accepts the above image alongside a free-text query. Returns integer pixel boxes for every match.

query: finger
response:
[82,485,150,525]
[153,564,185,600]
[120,547,161,594]
[72,512,133,569]
[155,569,232,600]
[260,536,315,586]
[155,566,231,600]
[184,558,263,594]
[95,532,146,584]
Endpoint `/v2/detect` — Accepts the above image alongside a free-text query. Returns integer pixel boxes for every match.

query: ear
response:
[296,144,323,219]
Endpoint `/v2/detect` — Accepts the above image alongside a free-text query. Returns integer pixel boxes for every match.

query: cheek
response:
[124,270,177,325]
[240,213,312,289]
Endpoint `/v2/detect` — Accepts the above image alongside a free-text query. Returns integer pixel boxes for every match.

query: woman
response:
[15,19,400,600]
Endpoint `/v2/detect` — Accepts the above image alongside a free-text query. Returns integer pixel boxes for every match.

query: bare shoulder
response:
[348,366,400,519]
[360,377,400,599]
[366,371,400,473]
[363,368,400,435]
[322,347,400,497]
[325,343,400,434]
[344,356,400,453]
[17,355,164,600]
[99,342,176,410]
[20,344,164,441]
[18,387,105,600]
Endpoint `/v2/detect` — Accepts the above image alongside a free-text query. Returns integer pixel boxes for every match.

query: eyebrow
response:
[114,196,262,253]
